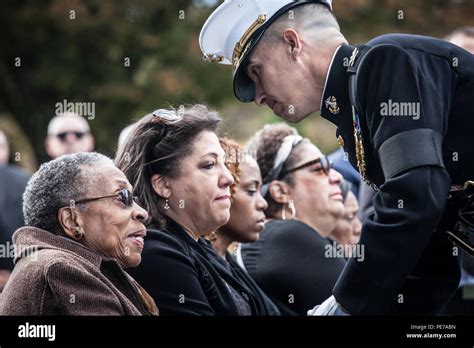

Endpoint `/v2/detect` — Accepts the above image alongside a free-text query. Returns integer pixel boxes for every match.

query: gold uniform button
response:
[337,135,345,147]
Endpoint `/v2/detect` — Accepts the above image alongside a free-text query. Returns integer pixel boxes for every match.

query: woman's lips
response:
[215,195,231,201]
[255,216,266,230]
[128,236,144,248]
[127,229,146,248]
[330,192,343,201]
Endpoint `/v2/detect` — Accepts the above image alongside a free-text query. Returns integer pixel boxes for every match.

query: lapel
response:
[320,44,360,174]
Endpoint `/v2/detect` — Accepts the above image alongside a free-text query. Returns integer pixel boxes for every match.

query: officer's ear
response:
[269,180,291,204]
[282,28,302,60]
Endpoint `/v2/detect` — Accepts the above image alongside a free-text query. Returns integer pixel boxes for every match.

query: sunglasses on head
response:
[152,109,182,124]
[54,131,89,141]
[280,156,333,177]
[74,189,138,208]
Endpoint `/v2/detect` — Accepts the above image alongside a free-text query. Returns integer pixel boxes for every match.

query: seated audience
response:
[116,105,277,315]
[209,137,280,315]
[239,123,347,315]
[0,152,158,315]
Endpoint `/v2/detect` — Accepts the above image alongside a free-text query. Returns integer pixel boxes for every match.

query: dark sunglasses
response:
[54,131,89,141]
[74,189,138,208]
[280,156,332,177]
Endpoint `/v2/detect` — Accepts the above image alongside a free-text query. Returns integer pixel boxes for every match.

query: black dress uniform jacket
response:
[319,34,474,315]
[127,218,280,315]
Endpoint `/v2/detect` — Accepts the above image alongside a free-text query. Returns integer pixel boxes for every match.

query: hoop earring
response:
[288,199,296,220]
[209,230,217,242]
[164,199,170,210]
[74,228,84,240]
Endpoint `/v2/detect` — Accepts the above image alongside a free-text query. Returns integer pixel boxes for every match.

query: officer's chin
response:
[273,107,308,123]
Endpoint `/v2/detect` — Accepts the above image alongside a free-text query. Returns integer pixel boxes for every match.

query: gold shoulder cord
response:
[352,106,379,191]
[349,48,378,191]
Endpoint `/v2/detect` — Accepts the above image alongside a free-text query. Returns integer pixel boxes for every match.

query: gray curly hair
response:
[23,152,113,234]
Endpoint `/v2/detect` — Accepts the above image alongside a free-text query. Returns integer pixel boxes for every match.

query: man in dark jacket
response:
[200,0,474,314]
[0,129,29,290]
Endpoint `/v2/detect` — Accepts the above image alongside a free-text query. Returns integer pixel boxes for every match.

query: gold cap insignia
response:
[232,14,266,66]
[203,53,224,63]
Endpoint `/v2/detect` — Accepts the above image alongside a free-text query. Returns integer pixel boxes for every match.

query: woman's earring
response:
[281,204,286,220]
[164,199,170,210]
[288,199,296,220]
[74,228,84,240]
[209,231,217,242]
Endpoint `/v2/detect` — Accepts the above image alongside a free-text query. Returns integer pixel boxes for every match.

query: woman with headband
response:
[238,123,347,315]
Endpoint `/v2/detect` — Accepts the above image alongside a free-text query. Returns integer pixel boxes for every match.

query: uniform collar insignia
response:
[325,96,340,114]
[319,44,355,126]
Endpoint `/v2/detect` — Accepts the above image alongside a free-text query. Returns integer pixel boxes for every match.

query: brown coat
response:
[0,227,158,315]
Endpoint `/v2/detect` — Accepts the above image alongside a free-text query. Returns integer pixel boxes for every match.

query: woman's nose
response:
[328,168,343,184]
[257,191,268,211]
[353,217,362,236]
[219,165,234,188]
[132,202,149,222]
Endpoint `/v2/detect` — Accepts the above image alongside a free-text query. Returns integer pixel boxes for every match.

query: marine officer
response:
[199,0,474,315]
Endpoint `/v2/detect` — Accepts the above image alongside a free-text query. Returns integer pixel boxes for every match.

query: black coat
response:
[127,218,279,315]
[240,219,346,315]
[0,165,29,270]
[319,35,474,314]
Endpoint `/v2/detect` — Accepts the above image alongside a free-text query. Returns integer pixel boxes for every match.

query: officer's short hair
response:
[261,3,340,45]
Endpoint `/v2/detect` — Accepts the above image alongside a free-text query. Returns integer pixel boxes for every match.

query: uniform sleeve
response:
[334,45,455,314]
[127,236,215,316]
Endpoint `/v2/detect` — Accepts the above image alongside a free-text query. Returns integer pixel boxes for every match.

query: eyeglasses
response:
[74,189,138,208]
[54,131,89,142]
[152,109,182,124]
[280,156,333,177]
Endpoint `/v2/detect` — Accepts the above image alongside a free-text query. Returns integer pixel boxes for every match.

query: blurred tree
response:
[0,0,234,165]
[1,0,472,166]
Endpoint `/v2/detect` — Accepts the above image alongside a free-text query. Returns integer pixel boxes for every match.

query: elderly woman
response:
[0,152,158,315]
[209,137,280,315]
[116,105,274,315]
[330,181,362,248]
[238,123,347,315]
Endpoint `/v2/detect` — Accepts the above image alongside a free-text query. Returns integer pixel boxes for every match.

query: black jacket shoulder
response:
[241,219,346,315]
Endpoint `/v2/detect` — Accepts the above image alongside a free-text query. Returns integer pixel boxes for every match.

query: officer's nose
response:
[254,83,267,106]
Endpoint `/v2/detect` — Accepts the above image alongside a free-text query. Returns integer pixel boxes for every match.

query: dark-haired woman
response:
[116,105,277,315]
